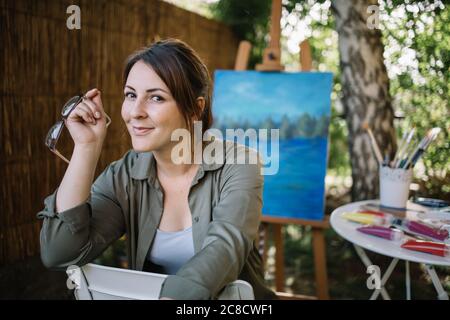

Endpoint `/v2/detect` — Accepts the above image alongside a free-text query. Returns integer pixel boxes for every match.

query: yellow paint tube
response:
[341,212,386,225]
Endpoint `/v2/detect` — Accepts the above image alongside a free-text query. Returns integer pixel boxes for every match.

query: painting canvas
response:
[212,71,333,221]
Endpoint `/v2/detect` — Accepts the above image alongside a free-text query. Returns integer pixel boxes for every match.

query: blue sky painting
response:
[212,70,333,221]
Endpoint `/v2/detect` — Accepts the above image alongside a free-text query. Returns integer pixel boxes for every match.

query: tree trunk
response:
[331,0,397,201]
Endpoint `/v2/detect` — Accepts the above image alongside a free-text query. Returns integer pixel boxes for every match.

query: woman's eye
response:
[151,95,164,102]
[125,92,136,99]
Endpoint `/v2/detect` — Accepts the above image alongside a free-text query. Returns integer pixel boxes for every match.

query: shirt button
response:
[194,217,199,223]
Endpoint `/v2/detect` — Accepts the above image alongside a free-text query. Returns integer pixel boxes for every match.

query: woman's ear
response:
[196,97,205,114]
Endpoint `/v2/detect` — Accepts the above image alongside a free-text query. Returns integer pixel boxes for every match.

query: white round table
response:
[330,200,450,300]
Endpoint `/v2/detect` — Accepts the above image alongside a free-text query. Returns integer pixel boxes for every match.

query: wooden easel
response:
[255,0,284,71]
[234,0,330,300]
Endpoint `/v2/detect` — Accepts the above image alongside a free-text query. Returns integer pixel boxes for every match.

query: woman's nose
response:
[129,99,147,119]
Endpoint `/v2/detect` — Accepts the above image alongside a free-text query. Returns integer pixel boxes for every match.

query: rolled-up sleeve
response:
[159,147,263,299]
[37,162,127,270]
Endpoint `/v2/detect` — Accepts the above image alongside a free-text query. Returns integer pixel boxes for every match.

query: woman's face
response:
[122,60,187,153]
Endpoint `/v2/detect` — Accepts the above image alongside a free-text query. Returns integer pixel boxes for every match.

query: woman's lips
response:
[132,126,154,135]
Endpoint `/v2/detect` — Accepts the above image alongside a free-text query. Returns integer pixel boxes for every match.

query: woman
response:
[37,38,276,300]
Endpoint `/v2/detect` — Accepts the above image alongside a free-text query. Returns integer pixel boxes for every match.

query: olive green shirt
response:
[37,141,276,300]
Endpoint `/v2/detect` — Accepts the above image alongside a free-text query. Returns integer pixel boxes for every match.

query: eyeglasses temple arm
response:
[52,148,70,164]
[49,111,111,164]
[105,113,112,127]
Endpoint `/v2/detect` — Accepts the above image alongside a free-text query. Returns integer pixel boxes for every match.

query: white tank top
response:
[146,226,195,275]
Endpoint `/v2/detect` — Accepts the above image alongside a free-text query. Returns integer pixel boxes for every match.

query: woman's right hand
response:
[66,88,108,148]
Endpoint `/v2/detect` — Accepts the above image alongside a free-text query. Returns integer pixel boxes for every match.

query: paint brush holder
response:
[379,165,413,209]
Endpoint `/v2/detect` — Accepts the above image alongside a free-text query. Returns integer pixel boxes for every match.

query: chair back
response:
[67,263,254,300]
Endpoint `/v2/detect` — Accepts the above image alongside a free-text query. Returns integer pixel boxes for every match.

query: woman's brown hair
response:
[123,38,213,136]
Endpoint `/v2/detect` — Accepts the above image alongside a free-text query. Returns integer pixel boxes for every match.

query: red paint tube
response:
[401,239,450,258]
[406,220,449,242]
[356,210,386,217]
[357,225,404,241]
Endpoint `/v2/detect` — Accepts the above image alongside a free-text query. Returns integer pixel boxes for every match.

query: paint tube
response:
[357,225,404,241]
[341,212,392,225]
[401,239,450,258]
[391,218,449,242]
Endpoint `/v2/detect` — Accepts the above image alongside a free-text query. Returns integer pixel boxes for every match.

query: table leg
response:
[405,261,411,300]
[353,244,397,300]
[369,258,398,300]
[424,264,449,300]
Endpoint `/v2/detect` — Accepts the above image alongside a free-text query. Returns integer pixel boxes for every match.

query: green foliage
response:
[328,111,351,176]
[382,1,449,197]
[211,0,272,68]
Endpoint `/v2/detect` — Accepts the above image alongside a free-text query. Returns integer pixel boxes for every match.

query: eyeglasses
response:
[45,94,111,163]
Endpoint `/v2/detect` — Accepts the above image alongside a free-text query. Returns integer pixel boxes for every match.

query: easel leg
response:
[263,219,330,299]
[312,227,330,299]
[273,224,285,292]
[258,222,269,267]
[405,261,411,300]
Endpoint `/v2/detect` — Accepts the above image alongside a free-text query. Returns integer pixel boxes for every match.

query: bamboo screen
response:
[0,0,240,265]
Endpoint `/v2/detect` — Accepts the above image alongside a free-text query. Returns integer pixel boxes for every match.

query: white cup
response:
[379,166,413,209]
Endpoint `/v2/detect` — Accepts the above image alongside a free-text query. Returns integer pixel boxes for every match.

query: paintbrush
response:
[403,127,441,169]
[392,127,415,167]
[361,122,383,165]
